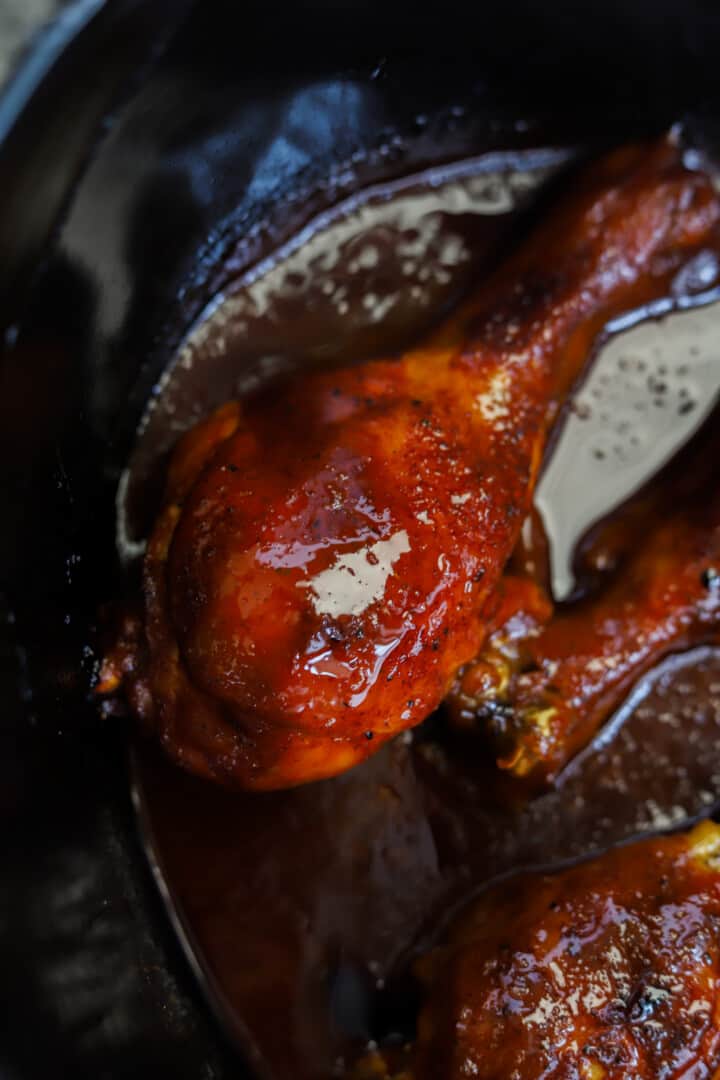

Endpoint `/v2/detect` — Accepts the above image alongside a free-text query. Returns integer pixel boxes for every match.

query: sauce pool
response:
[121,144,720,1079]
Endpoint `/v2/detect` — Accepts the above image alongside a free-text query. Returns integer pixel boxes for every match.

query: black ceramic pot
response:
[3,2,720,1077]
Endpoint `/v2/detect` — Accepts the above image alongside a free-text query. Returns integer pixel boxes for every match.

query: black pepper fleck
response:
[701,567,720,590]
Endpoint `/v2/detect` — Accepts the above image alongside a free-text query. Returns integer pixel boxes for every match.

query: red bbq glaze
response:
[100,138,720,789]
[449,403,720,783]
[358,821,720,1079]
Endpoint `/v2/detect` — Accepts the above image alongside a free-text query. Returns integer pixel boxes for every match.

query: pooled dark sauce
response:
[125,145,720,1079]
[133,649,720,1079]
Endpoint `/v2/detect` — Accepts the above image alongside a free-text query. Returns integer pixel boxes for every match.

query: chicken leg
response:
[354,820,720,1080]
[448,403,720,784]
[100,138,720,789]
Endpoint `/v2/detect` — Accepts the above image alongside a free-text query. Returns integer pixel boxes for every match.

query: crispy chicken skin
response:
[100,138,720,789]
[356,820,720,1080]
[448,409,720,784]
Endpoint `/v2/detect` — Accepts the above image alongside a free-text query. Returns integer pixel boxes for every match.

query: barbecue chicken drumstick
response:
[100,138,720,789]
[448,403,720,784]
[355,820,720,1080]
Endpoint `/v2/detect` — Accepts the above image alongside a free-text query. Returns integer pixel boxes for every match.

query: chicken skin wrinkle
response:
[355,820,720,1080]
[448,404,720,784]
[99,137,720,790]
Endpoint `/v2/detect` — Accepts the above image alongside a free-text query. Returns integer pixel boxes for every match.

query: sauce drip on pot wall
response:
[124,147,720,1079]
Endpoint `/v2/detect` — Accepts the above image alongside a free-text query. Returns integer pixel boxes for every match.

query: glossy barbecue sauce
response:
[121,143,720,1079]
[366,820,720,1079]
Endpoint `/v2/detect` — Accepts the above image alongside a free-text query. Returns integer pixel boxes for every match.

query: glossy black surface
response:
[3,1,720,1077]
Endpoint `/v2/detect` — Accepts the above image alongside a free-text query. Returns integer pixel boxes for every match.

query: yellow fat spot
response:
[499,705,558,777]
[500,745,533,776]
[687,819,720,872]
[488,653,513,697]
[580,1060,606,1080]
[522,704,558,738]
[464,649,514,702]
